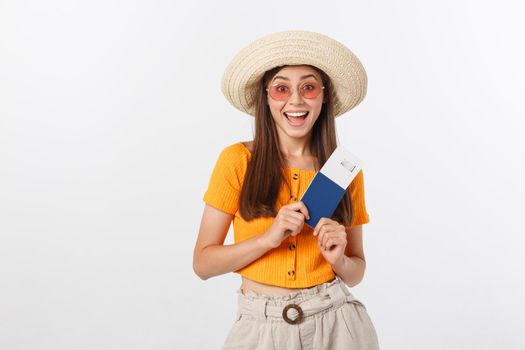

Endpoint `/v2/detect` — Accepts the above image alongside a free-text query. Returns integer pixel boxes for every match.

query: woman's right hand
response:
[261,201,310,249]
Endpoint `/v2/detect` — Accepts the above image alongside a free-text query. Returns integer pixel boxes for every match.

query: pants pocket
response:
[341,296,381,349]
[222,313,259,350]
[340,302,358,340]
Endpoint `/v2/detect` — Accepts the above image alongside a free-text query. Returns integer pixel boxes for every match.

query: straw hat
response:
[221,30,368,118]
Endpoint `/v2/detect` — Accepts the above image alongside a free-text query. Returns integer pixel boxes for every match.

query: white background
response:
[1,1,524,349]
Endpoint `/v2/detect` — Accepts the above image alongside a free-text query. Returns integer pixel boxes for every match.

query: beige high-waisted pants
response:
[222,276,380,349]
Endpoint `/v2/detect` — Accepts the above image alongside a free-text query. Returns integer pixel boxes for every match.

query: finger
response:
[313,217,326,236]
[283,208,307,222]
[314,217,336,236]
[325,236,346,250]
[284,217,304,236]
[290,226,304,236]
[292,201,310,220]
[320,230,332,248]
[317,226,333,248]
[277,214,298,234]
[283,216,302,229]
[318,222,339,237]
[284,201,309,218]
[317,225,327,245]
[319,228,341,248]
[322,230,345,247]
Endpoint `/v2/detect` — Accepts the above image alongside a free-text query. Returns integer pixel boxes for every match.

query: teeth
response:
[285,112,308,117]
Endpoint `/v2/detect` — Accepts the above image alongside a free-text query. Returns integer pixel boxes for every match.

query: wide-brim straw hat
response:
[221,30,367,118]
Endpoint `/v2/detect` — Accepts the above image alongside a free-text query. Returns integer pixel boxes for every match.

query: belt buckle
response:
[282,303,303,325]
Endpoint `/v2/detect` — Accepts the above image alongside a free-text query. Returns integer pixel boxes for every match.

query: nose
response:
[288,87,305,105]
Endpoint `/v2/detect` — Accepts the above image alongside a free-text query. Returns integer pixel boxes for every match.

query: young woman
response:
[193,30,380,349]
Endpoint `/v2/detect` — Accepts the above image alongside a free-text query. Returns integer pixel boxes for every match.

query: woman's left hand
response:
[313,218,347,266]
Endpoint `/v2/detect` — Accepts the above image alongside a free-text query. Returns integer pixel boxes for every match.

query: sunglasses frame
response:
[265,82,325,101]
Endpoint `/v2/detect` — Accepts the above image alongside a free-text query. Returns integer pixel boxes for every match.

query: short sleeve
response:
[202,144,247,215]
[349,169,370,226]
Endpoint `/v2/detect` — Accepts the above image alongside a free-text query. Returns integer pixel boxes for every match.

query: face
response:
[266,65,325,140]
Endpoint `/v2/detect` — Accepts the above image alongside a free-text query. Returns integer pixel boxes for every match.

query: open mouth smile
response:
[284,111,309,126]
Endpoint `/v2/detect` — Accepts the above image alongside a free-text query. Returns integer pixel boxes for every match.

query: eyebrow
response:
[272,74,319,82]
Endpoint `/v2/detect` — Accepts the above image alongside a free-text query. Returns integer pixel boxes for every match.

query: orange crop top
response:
[202,141,370,288]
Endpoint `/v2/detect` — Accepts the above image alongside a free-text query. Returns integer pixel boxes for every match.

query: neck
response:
[277,134,313,158]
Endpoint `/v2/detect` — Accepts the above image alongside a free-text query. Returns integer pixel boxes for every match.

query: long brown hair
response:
[238,65,354,226]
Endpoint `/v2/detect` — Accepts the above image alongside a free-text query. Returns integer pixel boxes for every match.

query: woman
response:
[193,30,380,349]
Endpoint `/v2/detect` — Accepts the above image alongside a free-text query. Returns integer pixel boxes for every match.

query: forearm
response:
[194,234,273,280]
[331,255,366,287]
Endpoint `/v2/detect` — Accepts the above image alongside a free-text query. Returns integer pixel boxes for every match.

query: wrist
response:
[257,233,276,250]
[332,254,348,270]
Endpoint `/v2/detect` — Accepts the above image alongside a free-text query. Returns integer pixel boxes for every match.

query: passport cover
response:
[301,144,364,229]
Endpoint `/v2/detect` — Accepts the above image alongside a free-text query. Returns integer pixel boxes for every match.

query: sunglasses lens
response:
[301,82,322,99]
[268,82,322,100]
[268,85,289,100]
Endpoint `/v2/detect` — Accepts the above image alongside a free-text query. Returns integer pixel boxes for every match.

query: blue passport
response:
[301,145,364,229]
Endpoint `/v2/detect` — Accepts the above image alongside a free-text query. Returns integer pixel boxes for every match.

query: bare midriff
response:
[240,276,337,296]
[240,276,306,296]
